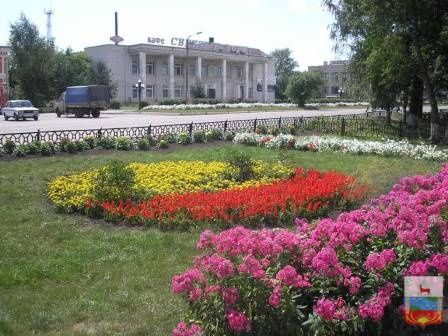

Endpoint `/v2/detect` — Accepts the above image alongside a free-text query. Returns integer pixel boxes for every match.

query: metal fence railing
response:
[0,113,417,149]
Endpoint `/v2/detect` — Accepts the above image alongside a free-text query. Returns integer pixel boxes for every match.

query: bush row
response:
[1,129,236,158]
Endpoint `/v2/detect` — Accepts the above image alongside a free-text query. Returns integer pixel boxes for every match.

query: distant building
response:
[0,46,10,107]
[85,39,276,103]
[308,60,350,98]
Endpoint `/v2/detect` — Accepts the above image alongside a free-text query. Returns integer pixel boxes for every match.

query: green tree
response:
[9,14,54,106]
[285,71,323,107]
[323,0,448,143]
[270,48,298,101]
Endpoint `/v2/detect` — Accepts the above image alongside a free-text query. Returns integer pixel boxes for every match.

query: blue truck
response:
[55,85,109,118]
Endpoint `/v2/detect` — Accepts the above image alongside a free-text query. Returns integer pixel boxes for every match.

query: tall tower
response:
[44,8,54,43]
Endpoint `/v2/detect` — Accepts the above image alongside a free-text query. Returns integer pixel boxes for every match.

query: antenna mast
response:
[44,8,54,43]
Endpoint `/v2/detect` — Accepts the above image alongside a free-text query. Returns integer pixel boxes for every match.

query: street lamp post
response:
[185,31,202,103]
[134,78,145,110]
[338,88,344,99]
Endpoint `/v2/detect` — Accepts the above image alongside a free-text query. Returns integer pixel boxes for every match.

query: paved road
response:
[0,109,368,133]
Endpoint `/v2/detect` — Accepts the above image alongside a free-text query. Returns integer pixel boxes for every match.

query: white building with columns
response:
[85,40,276,103]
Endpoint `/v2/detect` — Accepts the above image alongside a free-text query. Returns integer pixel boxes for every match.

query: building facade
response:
[0,46,10,107]
[85,41,276,103]
[308,60,350,98]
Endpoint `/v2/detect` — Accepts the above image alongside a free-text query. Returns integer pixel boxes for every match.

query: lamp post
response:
[185,31,202,102]
[338,88,344,99]
[134,78,145,110]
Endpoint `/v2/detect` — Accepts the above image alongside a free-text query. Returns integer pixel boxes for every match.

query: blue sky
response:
[0,0,346,70]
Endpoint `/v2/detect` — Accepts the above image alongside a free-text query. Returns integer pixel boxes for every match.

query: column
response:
[245,61,250,101]
[197,56,202,81]
[169,54,174,99]
[222,59,227,101]
[139,52,147,100]
[263,62,268,103]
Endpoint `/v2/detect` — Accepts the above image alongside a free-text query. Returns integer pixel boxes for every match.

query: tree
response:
[86,60,117,99]
[323,0,448,143]
[9,14,54,106]
[285,71,323,107]
[270,49,298,101]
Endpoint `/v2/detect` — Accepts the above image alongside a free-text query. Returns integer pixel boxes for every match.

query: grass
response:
[0,144,442,335]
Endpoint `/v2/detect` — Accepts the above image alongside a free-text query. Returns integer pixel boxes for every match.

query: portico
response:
[85,40,276,103]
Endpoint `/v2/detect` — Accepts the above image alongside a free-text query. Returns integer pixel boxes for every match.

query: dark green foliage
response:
[224,150,255,182]
[137,139,150,150]
[286,71,323,107]
[96,137,116,150]
[193,131,206,143]
[40,142,54,156]
[115,137,134,151]
[256,125,269,135]
[3,140,16,155]
[270,48,298,100]
[109,100,121,109]
[224,131,235,141]
[13,144,27,157]
[83,136,95,149]
[24,141,41,155]
[177,132,192,145]
[91,160,136,203]
[147,135,157,146]
[65,141,77,154]
[74,140,89,152]
[190,82,206,99]
[161,134,177,144]
[158,140,169,149]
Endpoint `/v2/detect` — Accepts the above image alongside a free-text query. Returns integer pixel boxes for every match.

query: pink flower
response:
[188,287,202,302]
[172,268,206,294]
[238,254,265,279]
[405,261,429,276]
[358,282,394,321]
[268,285,282,308]
[344,276,362,295]
[276,265,311,288]
[197,254,235,279]
[364,249,396,272]
[314,297,349,321]
[222,287,239,305]
[428,254,448,274]
[196,230,217,249]
[172,322,202,336]
[311,247,340,277]
[226,309,251,332]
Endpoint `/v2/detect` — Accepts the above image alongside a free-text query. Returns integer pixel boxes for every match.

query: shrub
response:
[83,136,96,149]
[225,150,255,182]
[66,141,78,154]
[14,145,27,158]
[139,101,148,109]
[39,142,54,156]
[58,138,69,152]
[109,100,121,109]
[159,99,187,105]
[115,137,134,151]
[3,140,16,154]
[137,138,150,150]
[177,132,192,145]
[193,131,206,143]
[269,127,280,136]
[161,134,177,144]
[25,141,41,155]
[210,129,223,141]
[255,125,268,135]
[224,131,235,141]
[158,139,169,149]
[91,160,136,204]
[96,137,116,149]
[147,135,156,146]
[74,140,89,152]
[172,165,448,335]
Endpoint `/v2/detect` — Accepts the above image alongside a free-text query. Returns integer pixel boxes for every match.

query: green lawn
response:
[0,144,441,335]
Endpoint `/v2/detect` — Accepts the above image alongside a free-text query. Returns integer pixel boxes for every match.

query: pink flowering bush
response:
[172,165,448,335]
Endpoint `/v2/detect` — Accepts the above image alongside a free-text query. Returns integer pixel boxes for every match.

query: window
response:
[132,88,138,98]
[324,72,329,80]
[209,65,222,77]
[174,86,183,98]
[0,57,3,74]
[201,65,208,78]
[162,63,169,76]
[174,64,183,76]
[146,61,154,75]
[188,64,196,77]
[333,72,339,82]
[131,55,139,74]
[235,66,243,79]
[162,86,169,98]
[146,85,154,99]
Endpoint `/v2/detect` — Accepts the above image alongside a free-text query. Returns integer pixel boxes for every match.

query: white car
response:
[2,100,39,121]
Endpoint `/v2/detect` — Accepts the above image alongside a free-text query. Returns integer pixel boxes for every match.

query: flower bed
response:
[100,168,363,229]
[171,165,448,335]
[234,133,448,161]
[48,160,292,211]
